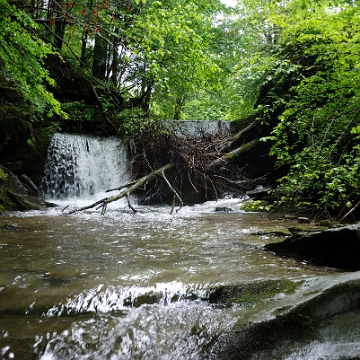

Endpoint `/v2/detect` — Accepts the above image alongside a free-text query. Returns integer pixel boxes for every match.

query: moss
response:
[272,200,299,213]
[0,167,7,182]
[316,219,332,228]
[33,125,57,148]
[210,278,360,359]
[0,165,47,211]
[240,199,273,212]
[248,226,292,236]
[209,278,302,308]
[288,225,327,234]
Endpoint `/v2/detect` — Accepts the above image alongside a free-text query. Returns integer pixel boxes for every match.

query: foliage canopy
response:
[248,0,360,217]
[0,0,64,119]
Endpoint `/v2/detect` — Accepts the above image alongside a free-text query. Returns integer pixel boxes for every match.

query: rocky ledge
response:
[264,224,360,271]
[208,272,360,360]
[0,164,53,212]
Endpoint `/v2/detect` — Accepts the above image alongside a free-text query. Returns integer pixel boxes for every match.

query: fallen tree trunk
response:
[211,174,267,192]
[220,121,258,151]
[68,163,176,215]
[206,138,259,170]
[66,123,270,214]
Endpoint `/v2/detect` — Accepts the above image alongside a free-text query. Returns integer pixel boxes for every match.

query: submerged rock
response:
[264,224,360,271]
[214,207,233,213]
[297,216,310,224]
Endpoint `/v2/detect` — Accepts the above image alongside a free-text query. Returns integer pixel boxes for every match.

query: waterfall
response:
[40,133,129,200]
[163,120,231,139]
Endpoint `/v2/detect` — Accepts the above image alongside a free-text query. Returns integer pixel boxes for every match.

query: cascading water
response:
[40,133,129,200]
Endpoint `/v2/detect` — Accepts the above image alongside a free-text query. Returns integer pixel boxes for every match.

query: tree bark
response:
[340,199,360,224]
[206,138,259,170]
[92,32,108,80]
[220,121,258,151]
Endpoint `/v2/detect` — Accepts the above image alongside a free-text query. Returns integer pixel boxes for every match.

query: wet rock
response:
[209,276,360,360]
[288,225,327,234]
[19,174,40,197]
[246,188,271,201]
[317,219,332,228]
[264,224,360,270]
[7,190,47,211]
[284,214,298,220]
[297,216,310,223]
[209,279,300,308]
[214,207,233,213]
[0,164,50,211]
[247,226,292,237]
[2,223,27,230]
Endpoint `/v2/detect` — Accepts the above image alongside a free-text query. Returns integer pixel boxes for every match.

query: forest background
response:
[0,0,359,219]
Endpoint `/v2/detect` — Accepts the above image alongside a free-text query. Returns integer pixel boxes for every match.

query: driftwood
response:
[65,120,271,215]
[340,198,360,224]
[211,175,252,192]
[68,163,179,215]
[206,138,259,170]
[106,180,138,193]
[220,121,258,151]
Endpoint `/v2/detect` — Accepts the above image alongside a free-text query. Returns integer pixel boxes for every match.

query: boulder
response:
[0,164,50,212]
[264,224,360,271]
[208,274,360,360]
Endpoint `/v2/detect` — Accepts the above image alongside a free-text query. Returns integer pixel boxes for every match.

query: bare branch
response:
[67,163,174,214]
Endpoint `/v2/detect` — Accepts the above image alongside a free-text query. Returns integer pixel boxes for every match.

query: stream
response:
[0,133,348,359]
[0,200,340,359]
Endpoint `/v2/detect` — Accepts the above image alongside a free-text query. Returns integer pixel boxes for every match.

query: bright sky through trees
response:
[221,0,237,6]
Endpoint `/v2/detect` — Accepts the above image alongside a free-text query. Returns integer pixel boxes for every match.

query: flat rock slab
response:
[264,224,360,271]
[208,273,360,360]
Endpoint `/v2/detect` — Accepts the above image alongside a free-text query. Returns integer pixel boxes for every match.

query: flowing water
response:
[0,133,343,359]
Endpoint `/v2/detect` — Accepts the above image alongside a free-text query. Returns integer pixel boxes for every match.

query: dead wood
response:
[129,125,266,204]
[106,180,138,193]
[68,163,176,214]
[220,121,258,151]
[206,138,259,170]
[340,198,360,224]
[68,122,269,214]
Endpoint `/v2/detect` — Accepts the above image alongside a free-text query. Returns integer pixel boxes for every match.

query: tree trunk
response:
[206,138,260,170]
[54,20,66,50]
[92,33,108,80]
[80,29,89,66]
[174,96,186,120]
[221,121,258,151]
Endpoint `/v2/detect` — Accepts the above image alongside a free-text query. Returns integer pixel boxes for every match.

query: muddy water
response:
[0,199,339,359]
